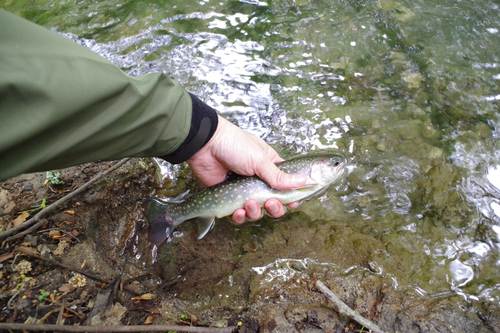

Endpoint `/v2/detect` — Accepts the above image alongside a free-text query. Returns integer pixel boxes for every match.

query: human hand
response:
[187,115,306,223]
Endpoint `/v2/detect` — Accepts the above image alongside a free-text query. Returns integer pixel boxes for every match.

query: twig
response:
[38,309,55,324]
[0,158,131,242]
[56,299,66,325]
[7,283,24,309]
[0,323,235,333]
[14,246,140,295]
[313,280,387,333]
[37,299,85,311]
[15,246,108,283]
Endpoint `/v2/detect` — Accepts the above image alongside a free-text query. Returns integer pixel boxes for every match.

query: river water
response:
[3,0,500,307]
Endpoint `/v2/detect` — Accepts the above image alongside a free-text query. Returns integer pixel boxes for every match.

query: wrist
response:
[161,93,219,164]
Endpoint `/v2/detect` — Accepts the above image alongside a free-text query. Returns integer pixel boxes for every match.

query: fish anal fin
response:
[195,217,216,240]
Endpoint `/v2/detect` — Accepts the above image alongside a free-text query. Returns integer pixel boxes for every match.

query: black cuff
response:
[161,93,219,164]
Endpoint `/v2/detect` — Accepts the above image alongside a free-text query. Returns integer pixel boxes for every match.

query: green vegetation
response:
[46,171,64,185]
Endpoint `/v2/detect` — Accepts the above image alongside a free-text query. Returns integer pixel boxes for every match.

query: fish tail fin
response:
[140,198,179,246]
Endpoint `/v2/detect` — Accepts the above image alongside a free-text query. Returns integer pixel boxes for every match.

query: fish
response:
[141,153,347,246]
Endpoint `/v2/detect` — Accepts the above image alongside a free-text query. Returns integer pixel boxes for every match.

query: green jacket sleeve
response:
[0,9,217,181]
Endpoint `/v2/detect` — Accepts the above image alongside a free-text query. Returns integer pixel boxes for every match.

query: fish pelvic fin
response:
[140,198,179,246]
[195,217,216,240]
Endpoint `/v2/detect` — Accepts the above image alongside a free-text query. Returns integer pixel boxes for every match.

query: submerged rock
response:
[402,72,423,89]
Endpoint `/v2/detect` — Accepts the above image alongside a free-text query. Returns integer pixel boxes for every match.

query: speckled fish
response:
[141,153,347,246]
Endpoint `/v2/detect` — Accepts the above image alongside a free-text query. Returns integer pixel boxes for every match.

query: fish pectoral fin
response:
[295,178,319,191]
[195,217,216,240]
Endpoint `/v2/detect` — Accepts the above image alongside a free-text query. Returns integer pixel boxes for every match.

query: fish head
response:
[309,154,347,186]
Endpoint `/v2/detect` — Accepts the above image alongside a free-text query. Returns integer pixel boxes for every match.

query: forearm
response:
[0,9,217,181]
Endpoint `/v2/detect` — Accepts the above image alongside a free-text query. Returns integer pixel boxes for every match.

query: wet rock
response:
[285,304,341,331]
[252,306,302,333]
[22,183,33,191]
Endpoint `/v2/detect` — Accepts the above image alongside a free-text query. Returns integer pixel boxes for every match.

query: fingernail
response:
[248,203,258,215]
[267,202,279,214]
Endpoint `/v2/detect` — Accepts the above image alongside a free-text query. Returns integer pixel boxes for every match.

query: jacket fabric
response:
[0,9,218,181]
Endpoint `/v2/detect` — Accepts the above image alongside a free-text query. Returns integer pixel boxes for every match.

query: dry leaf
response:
[62,312,75,318]
[0,251,13,263]
[64,210,75,215]
[16,246,38,256]
[4,201,16,214]
[144,314,155,325]
[71,230,79,236]
[22,290,37,299]
[53,240,70,255]
[57,283,71,293]
[12,212,29,227]
[49,230,62,239]
[131,293,155,301]
[79,260,86,270]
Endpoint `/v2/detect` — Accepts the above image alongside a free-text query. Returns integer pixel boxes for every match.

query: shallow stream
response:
[3,0,500,315]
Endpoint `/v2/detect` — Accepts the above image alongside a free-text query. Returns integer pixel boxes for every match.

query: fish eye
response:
[330,158,340,166]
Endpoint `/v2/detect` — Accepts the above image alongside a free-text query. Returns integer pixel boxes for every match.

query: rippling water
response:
[3,0,500,302]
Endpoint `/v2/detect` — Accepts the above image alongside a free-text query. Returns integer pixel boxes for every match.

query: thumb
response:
[256,160,307,191]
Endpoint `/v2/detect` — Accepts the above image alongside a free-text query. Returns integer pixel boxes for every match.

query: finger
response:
[245,198,262,220]
[288,201,299,209]
[231,208,247,224]
[256,160,307,191]
[260,143,285,164]
[264,198,285,218]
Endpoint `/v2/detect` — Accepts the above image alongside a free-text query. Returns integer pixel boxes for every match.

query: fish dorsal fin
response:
[196,217,216,240]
